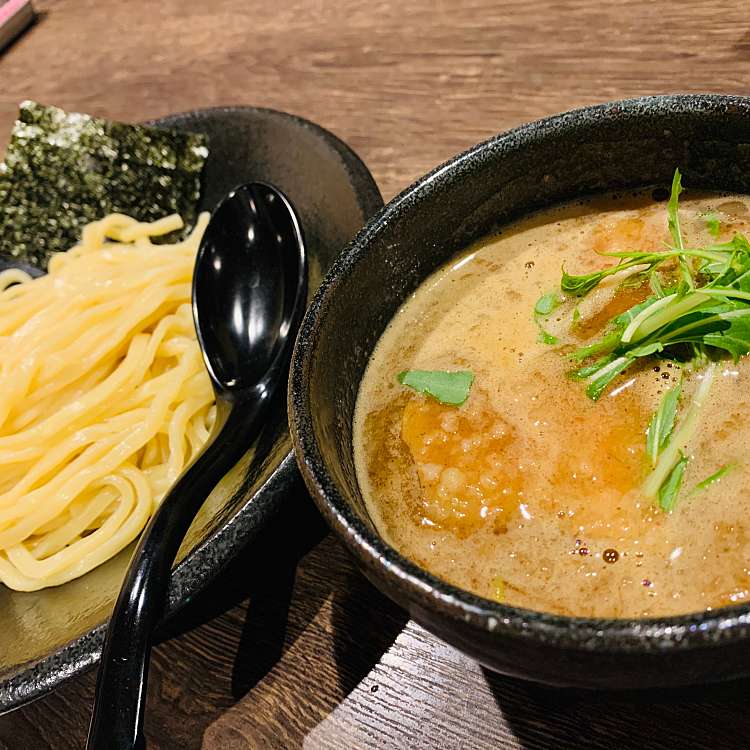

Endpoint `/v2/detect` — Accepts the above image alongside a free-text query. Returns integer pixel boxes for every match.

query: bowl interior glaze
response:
[290,95,750,688]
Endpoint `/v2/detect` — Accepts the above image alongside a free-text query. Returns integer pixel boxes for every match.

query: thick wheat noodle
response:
[0,212,216,591]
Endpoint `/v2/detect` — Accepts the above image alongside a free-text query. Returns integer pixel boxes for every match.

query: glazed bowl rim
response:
[289,92,750,654]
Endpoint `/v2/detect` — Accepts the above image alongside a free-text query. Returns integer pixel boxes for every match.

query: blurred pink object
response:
[0,0,35,52]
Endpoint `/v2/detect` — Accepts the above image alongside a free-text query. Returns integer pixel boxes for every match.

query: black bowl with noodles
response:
[289,94,750,689]
[0,106,383,712]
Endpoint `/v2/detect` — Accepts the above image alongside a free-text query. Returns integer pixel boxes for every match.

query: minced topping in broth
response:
[353,191,750,619]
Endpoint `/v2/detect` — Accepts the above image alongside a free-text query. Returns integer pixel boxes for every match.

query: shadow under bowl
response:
[289,93,750,689]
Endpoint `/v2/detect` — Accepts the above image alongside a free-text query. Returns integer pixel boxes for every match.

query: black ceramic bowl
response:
[289,94,750,689]
[0,105,382,712]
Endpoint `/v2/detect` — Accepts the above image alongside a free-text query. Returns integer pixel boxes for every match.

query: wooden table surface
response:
[2,0,750,747]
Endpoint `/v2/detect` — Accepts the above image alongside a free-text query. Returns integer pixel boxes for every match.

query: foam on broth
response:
[353,191,750,619]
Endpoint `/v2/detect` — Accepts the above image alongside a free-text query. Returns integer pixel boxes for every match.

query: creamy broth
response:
[353,191,750,619]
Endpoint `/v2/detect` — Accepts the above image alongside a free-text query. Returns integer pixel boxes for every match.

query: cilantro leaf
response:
[398,370,474,405]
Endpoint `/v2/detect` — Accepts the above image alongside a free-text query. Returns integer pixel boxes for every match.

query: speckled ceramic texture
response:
[289,94,750,689]
[0,106,383,713]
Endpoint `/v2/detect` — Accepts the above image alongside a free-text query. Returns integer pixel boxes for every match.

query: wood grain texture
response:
[3,0,750,202]
[2,0,750,747]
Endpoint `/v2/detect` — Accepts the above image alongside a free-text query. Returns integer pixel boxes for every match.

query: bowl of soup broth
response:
[288,94,750,688]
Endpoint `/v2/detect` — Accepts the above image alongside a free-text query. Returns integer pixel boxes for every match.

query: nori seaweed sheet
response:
[0,101,208,269]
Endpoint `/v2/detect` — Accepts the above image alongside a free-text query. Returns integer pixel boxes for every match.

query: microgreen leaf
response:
[534,291,562,344]
[584,355,633,400]
[667,168,684,251]
[560,268,606,297]
[668,169,696,289]
[658,452,688,512]
[643,364,716,501]
[650,268,666,297]
[702,308,750,359]
[646,380,682,467]
[537,169,739,515]
[694,463,735,492]
[613,295,660,327]
[627,341,664,358]
[398,370,474,406]
[571,355,614,380]
[564,267,750,398]
[561,257,660,297]
[534,292,561,316]
[704,212,721,238]
[569,332,623,362]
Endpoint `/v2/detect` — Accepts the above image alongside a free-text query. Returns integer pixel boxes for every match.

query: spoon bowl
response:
[88,182,307,750]
[194,184,306,396]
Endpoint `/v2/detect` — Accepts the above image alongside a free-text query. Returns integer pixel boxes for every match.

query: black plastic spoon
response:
[86,183,307,750]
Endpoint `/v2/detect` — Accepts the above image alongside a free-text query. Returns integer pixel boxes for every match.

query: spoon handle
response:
[86,398,260,750]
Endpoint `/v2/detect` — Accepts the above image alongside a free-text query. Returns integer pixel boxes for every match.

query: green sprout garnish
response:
[533,291,562,344]
[694,463,735,492]
[398,369,474,406]
[704,212,722,238]
[563,169,750,401]
[658,452,689,512]
[645,379,681,467]
[549,168,750,510]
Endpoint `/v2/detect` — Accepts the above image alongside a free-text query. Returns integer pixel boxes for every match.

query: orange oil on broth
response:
[353,192,750,618]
